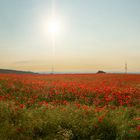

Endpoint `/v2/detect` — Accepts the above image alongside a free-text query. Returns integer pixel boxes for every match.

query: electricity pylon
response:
[125,62,127,74]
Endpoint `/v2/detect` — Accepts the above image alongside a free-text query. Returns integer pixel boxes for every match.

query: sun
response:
[48,18,60,35]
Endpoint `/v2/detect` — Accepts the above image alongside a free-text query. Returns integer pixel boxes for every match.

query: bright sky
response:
[0,0,140,73]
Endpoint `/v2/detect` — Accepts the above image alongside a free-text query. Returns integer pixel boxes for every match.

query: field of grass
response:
[0,74,140,140]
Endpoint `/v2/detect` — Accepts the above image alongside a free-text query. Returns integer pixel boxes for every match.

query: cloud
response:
[13,61,31,65]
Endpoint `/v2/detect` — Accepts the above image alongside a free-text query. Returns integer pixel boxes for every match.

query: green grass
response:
[0,101,139,140]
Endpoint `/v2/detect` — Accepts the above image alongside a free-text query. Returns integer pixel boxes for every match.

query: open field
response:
[0,74,140,140]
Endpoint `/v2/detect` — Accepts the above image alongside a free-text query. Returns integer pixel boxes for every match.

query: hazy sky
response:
[0,0,140,73]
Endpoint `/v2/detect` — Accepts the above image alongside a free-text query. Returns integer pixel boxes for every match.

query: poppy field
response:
[0,74,140,140]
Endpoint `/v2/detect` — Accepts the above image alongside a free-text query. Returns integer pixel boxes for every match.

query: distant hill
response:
[0,69,37,74]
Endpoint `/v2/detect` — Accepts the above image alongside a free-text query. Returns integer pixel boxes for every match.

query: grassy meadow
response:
[0,74,139,140]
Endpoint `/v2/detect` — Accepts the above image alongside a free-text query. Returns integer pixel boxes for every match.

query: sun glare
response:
[48,18,60,35]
